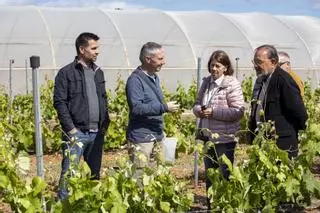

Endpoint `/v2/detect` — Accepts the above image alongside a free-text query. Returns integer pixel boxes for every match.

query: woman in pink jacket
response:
[193,50,245,195]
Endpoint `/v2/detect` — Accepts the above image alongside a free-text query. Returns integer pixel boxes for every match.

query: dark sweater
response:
[126,68,168,142]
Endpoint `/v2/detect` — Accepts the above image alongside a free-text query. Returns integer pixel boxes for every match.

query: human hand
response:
[68,128,78,135]
[66,128,80,143]
[167,101,180,112]
[200,107,212,118]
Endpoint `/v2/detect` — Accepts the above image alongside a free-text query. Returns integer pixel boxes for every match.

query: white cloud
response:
[312,2,320,9]
[0,0,34,5]
[0,0,145,9]
[39,0,145,9]
[39,0,80,7]
[98,1,145,9]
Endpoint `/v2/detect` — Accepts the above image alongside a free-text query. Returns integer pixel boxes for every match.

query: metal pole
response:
[194,57,201,187]
[8,59,14,124]
[30,56,44,179]
[235,57,240,79]
[25,59,29,94]
[9,59,14,101]
[30,56,46,211]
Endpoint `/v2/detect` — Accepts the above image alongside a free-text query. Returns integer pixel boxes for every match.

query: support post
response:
[30,56,44,179]
[235,57,240,79]
[9,59,14,104]
[8,59,14,124]
[194,57,201,187]
[26,59,29,94]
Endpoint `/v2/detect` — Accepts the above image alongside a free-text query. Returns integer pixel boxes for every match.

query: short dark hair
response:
[255,44,279,63]
[139,42,162,63]
[75,32,100,55]
[207,50,234,75]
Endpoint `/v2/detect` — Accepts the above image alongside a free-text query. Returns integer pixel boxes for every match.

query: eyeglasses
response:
[279,61,290,66]
[252,58,263,66]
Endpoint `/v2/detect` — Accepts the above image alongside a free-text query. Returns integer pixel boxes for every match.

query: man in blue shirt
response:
[126,42,179,169]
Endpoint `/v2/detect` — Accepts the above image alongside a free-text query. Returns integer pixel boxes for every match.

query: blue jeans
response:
[57,130,97,200]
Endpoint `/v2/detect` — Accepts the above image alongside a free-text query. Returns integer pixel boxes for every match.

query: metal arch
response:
[273,15,315,66]
[35,6,57,70]
[97,8,131,71]
[2,7,17,63]
[218,12,255,52]
[161,11,198,67]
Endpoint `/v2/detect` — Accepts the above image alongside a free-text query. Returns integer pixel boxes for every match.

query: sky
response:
[0,0,319,17]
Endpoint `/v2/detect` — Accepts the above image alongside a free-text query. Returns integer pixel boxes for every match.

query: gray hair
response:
[139,42,163,63]
[278,51,290,64]
[255,44,279,63]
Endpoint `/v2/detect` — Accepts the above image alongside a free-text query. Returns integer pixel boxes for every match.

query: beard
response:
[155,66,162,72]
[254,65,263,76]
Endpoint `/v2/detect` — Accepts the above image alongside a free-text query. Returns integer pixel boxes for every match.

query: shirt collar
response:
[74,56,99,71]
[139,66,157,81]
[210,74,224,86]
[262,72,273,82]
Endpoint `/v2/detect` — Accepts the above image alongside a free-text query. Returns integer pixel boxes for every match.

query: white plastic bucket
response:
[163,137,177,163]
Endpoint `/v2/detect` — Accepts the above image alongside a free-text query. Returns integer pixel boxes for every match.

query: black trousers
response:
[204,142,236,190]
[276,135,299,159]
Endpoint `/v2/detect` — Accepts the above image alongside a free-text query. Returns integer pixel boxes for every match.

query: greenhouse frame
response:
[0,6,320,94]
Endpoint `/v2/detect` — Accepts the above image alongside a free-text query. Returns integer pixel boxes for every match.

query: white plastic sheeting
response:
[0,6,319,94]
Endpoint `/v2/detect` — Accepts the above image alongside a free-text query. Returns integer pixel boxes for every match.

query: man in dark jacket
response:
[54,32,110,200]
[248,44,308,158]
[126,42,179,169]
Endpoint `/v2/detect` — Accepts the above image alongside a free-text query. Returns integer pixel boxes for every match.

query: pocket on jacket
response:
[265,97,279,116]
[70,75,83,94]
[273,116,295,137]
[98,80,106,96]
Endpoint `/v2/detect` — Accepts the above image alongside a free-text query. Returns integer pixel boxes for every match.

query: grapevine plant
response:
[1,76,320,212]
[205,81,320,212]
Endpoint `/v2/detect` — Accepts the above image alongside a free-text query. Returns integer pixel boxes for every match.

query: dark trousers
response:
[204,142,236,209]
[87,132,105,179]
[276,135,299,159]
[204,142,236,190]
